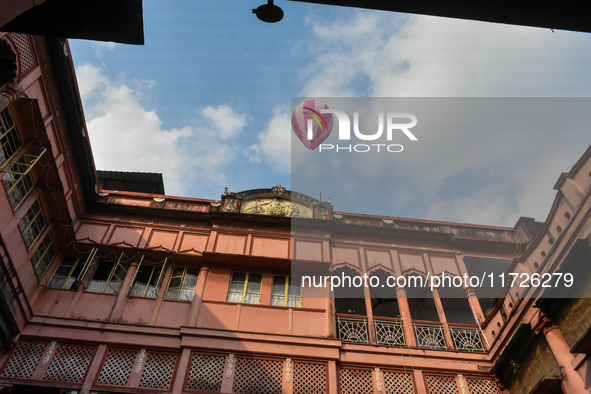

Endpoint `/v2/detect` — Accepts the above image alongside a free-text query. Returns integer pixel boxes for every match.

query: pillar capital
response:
[532,315,556,335]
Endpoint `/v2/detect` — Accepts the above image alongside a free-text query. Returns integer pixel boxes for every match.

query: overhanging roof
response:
[288,0,591,33]
[1,0,143,45]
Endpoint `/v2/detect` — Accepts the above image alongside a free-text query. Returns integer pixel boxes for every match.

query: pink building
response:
[0,32,589,394]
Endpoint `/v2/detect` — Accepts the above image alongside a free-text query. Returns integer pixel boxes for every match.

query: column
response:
[533,316,586,394]
[363,285,376,344]
[464,288,485,324]
[187,266,209,326]
[395,286,416,347]
[109,259,139,321]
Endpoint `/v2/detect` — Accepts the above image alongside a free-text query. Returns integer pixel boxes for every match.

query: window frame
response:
[86,253,130,295]
[48,256,84,290]
[130,256,168,298]
[226,272,263,305]
[47,250,98,290]
[18,199,47,250]
[0,107,20,169]
[30,232,54,279]
[271,275,302,307]
[2,166,34,211]
[164,265,199,301]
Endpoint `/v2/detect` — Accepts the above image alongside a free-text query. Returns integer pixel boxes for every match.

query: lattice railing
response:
[383,371,414,393]
[339,368,374,394]
[337,316,369,343]
[43,344,95,383]
[414,323,447,349]
[97,348,138,386]
[186,353,225,392]
[466,377,500,394]
[374,320,406,346]
[1,341,47,379]
[293,362,326,394]
[232,357,283,394]
[424,374,459,394]
[449,326,485,352]
[139,352,177,390]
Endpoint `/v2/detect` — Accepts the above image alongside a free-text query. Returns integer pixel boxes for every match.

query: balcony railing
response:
[374,319,406,346]
[337,316,369,343]
[337,316,485,352]
[449,325,485,352]
[413,323,447,349]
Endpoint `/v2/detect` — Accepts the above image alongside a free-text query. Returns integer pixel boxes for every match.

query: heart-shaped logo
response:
[291,100,334,150]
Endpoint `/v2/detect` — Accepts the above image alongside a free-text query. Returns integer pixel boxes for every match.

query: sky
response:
[69,0,591,227]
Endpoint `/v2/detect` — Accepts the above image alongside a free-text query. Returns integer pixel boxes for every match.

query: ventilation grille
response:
[1,341,47,379]
[339,368,374,394]
[466,378,500,394]
[293,362,326,394]
[186,353,225,392]
[139,351,177,390]
[97,348,137,386]
[425,374,459,394]
[232,357,283,394]
[383,371,414,393]
[42,344,95,383]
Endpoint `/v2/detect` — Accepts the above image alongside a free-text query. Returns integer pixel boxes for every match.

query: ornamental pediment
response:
[220,184,332,219]
[241,197,312,218]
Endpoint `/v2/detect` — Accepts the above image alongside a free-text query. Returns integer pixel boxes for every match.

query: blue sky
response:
[69,0,591,226]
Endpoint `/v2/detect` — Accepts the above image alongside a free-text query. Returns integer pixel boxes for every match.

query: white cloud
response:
[290,13,591,226]
[96,42,117,51]
[248,110,291,173]
[76,63,106,100]
[202,105,247,140]
[302,12,591,97]
[76,63,247,196]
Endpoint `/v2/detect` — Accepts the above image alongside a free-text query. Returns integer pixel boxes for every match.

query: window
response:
[164,266,199,301]
[406,284,440,322]
[18,199,46,249]
[1,145,44,211]
[0,107,19,167]
[227,272,262,304]
[30,233,54,278]
[438,286,476,325]
[271,275,301,307]
[86,255,130,294]
[48,256,85,290]
[369,270,400,318]
[2,168,34,210]
[131,259,166,298]
[333,267,367,316]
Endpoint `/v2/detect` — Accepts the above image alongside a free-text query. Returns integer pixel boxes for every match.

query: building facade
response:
[0,32,590,394]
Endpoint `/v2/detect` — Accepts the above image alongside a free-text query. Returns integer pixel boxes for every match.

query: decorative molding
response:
[457,374,468,394]
[42,341,57,365]
[285,358,292,382]
[226,353,234,378]
[135,348,146,373]
[375,367,382,391]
